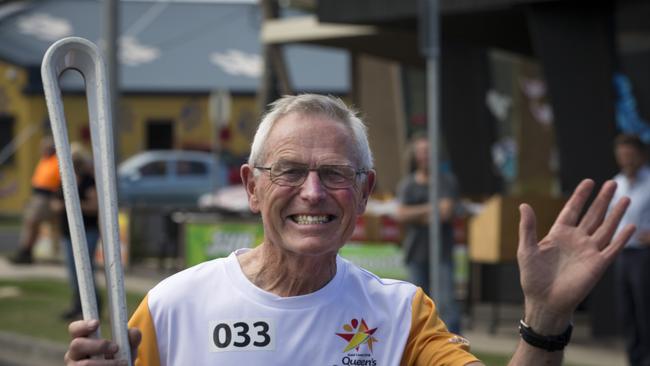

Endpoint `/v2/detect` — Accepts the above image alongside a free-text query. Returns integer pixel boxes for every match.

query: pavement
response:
[0,255,628,366]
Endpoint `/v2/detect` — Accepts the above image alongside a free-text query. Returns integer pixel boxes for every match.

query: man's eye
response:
[281,167,304,175]
[277,167,305,180]
[322,167,349,181]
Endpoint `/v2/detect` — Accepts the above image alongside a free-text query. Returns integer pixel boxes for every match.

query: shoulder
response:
[613,172,626,184]
[340,257,418,302]
[147,257,227,307]
[397,174,417,189]
[397,174,419,198]
[640,166,650,181]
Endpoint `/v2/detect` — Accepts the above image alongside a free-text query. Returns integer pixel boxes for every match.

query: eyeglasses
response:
[254,161,369,189]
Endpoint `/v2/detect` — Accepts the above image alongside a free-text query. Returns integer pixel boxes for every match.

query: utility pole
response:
[420,0,442,301]
[103,0,119,161]
[258,0,292,113]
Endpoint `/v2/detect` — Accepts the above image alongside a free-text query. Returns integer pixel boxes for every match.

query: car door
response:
[172,157,213,206]
[128,158,173,206]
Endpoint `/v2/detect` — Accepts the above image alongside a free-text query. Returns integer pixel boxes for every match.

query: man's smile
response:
[289,214,336,225]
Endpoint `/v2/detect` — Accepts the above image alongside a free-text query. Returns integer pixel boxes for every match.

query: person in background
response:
[396,133,462,334]
[51,143,101,320]
[10,136,61,264]
[611,134,650,366]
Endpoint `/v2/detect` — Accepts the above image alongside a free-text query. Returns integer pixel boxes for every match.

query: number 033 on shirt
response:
[209,319,275,352]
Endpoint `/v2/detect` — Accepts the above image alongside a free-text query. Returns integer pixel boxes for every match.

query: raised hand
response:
[516,179,635,333]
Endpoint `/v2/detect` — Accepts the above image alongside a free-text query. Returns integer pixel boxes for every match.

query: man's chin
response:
[281,239,342,258]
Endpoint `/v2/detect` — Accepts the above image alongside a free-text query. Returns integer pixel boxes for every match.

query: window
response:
[139,160,167,177]
[176,160,207,176]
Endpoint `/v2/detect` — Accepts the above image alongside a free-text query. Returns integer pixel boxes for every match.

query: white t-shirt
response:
[612,166,650,248]
[130,249,478,366]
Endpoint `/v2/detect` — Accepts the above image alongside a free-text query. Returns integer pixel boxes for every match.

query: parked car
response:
[117,150,227,208]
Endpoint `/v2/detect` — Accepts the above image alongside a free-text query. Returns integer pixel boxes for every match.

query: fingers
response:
[554,179,595,226]
[593,196,631,250]
[579,180,617,235]
[518,203,538,253]
[68,319,100,339]
[602,224,635,260]
[65,337,119,363]
[65,319,125,364]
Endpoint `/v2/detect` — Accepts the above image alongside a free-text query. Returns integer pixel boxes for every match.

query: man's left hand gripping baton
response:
[41,37,132,365]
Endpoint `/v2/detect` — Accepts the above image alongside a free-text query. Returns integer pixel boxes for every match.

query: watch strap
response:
[518,319,573,352]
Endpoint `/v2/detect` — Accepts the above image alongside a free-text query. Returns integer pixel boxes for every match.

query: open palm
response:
[517,179,635,319]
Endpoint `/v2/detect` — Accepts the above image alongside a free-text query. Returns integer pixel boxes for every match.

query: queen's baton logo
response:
[336,318,379,353]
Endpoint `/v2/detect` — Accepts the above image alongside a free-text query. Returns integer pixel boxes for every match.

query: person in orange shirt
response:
[11,136,61,264]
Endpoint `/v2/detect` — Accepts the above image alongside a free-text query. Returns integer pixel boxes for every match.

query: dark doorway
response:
[146,119,173,150]
[0,114,16,164]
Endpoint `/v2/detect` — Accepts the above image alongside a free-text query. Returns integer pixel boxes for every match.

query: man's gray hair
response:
[248,94,374,169]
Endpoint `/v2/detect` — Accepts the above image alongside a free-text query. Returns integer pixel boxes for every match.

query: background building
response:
[0,0,350,215]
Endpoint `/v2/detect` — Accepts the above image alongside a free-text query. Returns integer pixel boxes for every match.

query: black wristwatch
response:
[518,319,573,352]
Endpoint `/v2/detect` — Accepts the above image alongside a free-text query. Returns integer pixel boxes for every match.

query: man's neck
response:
[624,165,644,183]
[236,244,338,297]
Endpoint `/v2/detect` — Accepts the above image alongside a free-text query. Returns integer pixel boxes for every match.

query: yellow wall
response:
[0,60,37,215]
[0,61,260,215]
[119,94,258,160]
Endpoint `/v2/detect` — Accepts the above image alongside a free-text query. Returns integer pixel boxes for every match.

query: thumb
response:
[128,328,142,361]
[518,203,538,254]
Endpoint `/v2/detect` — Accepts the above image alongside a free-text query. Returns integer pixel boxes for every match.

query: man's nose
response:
[300,170,327,202]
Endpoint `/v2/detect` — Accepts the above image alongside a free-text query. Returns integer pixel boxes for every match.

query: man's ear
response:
[241,164,260,213]
[356,169,376,215]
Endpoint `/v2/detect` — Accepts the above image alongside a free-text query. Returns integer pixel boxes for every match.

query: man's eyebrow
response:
[274,159,306,165]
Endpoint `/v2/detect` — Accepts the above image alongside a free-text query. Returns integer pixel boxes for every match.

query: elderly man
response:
[65,94,634,366]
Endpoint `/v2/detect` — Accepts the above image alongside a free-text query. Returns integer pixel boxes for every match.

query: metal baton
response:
[41,37,131,364]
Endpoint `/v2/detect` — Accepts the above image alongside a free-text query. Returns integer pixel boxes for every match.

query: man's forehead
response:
[268,113,349,140]
[261,114,358,164]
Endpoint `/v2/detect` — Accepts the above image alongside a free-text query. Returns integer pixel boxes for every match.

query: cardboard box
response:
[350,214,402,244]
[468,195,565,263]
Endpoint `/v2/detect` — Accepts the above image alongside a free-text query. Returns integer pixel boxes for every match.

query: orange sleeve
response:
[129,294,162,366]
[400,288,480,366]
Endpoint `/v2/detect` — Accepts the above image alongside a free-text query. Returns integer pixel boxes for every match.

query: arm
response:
[506,179,634,365]
[396,198,455,225]
[396,202,430,225]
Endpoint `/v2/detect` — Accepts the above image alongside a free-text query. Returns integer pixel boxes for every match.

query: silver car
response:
[118,150,227,208]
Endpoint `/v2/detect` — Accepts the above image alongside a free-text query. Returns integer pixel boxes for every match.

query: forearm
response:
[508,304,572,366]
[396,204,430,224]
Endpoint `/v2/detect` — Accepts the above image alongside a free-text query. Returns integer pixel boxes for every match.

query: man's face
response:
[615,144,645,176]
[241,112,375,258]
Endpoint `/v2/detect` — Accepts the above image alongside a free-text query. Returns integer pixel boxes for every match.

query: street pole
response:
[420,0,442,301]
[258,0,292,113]
[103,0,119,162]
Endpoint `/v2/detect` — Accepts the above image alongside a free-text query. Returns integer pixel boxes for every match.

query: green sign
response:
[184,222,408,280]
[185,221,265,266]
[339,242,407,280]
